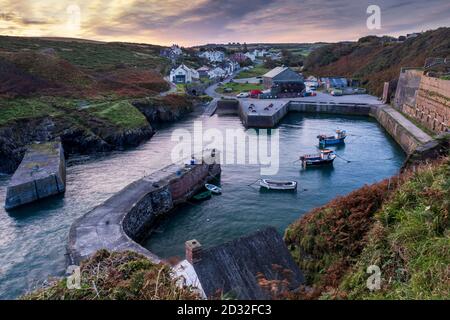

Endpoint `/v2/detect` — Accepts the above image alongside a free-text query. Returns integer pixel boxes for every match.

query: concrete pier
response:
[5,141,66,210]
[67,150,221,265]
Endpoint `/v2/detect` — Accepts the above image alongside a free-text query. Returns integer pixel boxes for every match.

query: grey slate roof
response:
[263,67,303,82]
[192,227,304,299]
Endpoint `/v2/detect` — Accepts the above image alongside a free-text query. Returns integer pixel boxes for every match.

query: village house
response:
[321,77,348,90]
[253,48,268,57]
[222,60,240,75]
[199,50,226,62]
[231,52,249,63]
[160,44,183,60]
[245,51,256,62]
[197,66,210,78]
[170,64,199,84]
[262,66,305,97]
[208,66,227,79]
[174,227,304,299]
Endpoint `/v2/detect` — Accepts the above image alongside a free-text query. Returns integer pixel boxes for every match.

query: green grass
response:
[341,159,450,299]
[235,66,270,79]
[176,84,186,94]
[216,82,264,94]
[0,98,60,126]
[89,100,149,129]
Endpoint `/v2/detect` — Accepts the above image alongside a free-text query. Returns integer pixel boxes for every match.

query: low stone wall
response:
[216,99,239,115]
[370,105,432,155]
[288,102,372,116]
[68,151,221,265]
[5,141,66,210]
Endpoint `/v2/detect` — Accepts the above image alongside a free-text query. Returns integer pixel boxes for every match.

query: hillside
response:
[285,150,450,299]
[0,36,194,174]
[0,36,171,98]
[304,28,450,96]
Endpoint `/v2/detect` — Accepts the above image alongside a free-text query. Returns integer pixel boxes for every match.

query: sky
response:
[0,0,449,46]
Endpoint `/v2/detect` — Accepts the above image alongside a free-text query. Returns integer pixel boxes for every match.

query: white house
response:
[171,44,183,56]
[170,64,199,84]
[208,67,227,79]
[253,49,268,57]
[223,61,240,75]
[244,52,256,62]
[199,50,226,62]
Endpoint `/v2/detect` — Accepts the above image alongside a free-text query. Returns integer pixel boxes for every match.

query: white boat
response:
[205,183,222,194]
[259,179,297,191]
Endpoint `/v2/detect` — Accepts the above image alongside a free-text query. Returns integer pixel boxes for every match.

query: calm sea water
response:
[0,111,405,299]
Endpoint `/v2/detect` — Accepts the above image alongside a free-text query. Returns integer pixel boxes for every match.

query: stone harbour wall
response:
[5,141,66,210]
[412,76,450,133]
[68,151,221,265]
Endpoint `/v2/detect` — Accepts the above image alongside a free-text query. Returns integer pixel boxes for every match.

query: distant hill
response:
[304,28,450,96]
[0,36,170,98]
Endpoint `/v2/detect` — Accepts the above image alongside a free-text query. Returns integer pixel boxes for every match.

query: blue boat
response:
[317,129,347,146]
[300,149,336,167]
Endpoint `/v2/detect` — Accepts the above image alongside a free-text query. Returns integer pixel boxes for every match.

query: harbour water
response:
[0,111,405,299]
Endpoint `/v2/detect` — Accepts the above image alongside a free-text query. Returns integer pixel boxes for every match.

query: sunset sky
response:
[0,0,449,46]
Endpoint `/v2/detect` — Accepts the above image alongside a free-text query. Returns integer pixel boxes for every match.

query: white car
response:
[236,92,250,98]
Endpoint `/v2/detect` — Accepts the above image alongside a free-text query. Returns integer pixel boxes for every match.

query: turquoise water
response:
[0,112,404,299]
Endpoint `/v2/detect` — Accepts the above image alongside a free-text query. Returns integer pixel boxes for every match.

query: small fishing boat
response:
[300,149,336,167]
[192,190,212,201]
[259,179,298,191]
[317,129,347,146]
[205,183,222,195]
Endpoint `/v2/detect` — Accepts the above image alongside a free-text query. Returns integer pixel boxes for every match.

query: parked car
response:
[236,92,250,98]
[331,89,343,96]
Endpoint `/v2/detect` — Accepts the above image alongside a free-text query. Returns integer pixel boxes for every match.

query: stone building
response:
[262,67,305,97]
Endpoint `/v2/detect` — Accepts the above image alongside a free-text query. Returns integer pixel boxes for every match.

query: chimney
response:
[185,239,202,264]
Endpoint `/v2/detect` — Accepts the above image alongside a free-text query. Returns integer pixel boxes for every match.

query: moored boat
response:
[192,190,212,201]
[205,183,222,195]
[259,179,298,191]
[300,149,336,166]
[317,129,347,146]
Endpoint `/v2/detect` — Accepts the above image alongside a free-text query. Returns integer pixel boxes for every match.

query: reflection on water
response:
[0,112,405,299]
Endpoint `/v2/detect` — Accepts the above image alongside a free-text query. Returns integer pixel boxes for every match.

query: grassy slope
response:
[0,36,168,72]
[285,157,449,299]
[217,82,264,94]
[0,37,194,134]
[235,66,270,79]
[23,250,200,300]
[304,28,450,96]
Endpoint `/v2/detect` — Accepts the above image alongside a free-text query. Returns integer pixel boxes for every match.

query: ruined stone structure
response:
[5,141,66,210]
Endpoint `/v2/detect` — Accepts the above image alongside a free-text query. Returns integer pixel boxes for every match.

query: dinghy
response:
[259,179,297,191]
[317,129,347,147]
[192,190,212,201]
[205,183,222,195]
[300,149,336,167]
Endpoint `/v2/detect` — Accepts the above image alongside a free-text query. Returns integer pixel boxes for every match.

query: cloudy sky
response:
[0,0,449,46]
